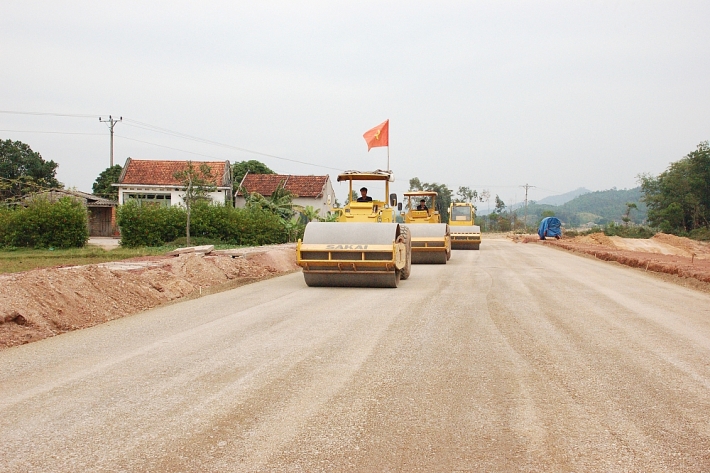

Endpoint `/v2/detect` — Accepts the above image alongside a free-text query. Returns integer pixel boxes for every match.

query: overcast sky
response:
[2,1,709,205]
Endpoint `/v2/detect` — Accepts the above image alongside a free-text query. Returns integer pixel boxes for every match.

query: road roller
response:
[448,202,481,250]
[296,170,412,288]
[401,191,451,264]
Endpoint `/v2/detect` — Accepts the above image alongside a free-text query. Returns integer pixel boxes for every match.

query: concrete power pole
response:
[99,115,122,167]
[521,183,535,232]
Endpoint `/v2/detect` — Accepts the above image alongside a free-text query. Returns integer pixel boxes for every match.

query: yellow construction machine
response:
[296,170,412,288]
[401,191,451,264]
[448,202,481,250]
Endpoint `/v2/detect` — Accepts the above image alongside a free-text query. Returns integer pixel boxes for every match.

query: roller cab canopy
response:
[337,170,394,182]
[332,170,398,223]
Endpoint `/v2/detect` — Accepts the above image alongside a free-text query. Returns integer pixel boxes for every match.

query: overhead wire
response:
[0,110,343,173]
[121,119,344,171]
[0,129,104,136]
[0,110,100,118]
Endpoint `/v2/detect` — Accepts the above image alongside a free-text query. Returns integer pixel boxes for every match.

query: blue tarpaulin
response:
[538,217,562,240]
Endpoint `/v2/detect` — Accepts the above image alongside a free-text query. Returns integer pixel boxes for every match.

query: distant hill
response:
[517,187,647,228]
[499,187,591,214]
[536,187,591,206]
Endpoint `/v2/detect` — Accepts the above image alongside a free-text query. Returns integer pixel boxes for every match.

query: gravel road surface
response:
[2,238,710,472]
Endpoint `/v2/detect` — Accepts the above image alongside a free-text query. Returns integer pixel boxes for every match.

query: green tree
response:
[622,202,638,226]
[232,160,275,194]
[494,195,506,214]
[92,165,123,200]
[456,186,478,205]
[640,141,710,234]
[297,205,322,223]
[173,161,217,245]
[245,182,295,221]
[0,139,60,201]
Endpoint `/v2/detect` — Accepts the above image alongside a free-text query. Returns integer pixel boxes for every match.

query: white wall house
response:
[116,158,232,207]
[235,174,335,217]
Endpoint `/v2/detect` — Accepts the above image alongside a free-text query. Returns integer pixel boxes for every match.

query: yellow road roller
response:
[296,170,412,288]
[402,191,451,264]
[448,202,481,250]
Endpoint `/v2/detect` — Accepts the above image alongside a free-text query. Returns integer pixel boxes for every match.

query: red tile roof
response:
[118,159,231,187]
[237,174,330,198]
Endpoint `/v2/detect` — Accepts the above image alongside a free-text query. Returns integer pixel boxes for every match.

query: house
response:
[25,189,117,237]
[116,158,232,207]
[235,174,335,216]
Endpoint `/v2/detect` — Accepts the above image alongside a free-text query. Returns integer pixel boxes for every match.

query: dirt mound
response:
[572,232,615,247]
[544,234,710,287]
[651,233,710,259]
[0,244,299,350]
[508,233,539,244]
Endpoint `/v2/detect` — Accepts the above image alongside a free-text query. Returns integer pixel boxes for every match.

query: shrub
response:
[0,197,89,248]
[117,202,290,248]
[0,206,12,246]
[689,227,710,241]
[603,221,656,239]
[117,201,185,247]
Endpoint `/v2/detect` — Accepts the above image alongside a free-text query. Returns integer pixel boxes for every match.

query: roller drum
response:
[303,271,400,288]
[408,223,450,264]
[303,222,402,245]
[408,223,449,239]
[299,222,407,288]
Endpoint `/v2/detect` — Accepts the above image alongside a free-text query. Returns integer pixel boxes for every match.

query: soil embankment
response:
[0,244,299,350]
[511,232,710,286]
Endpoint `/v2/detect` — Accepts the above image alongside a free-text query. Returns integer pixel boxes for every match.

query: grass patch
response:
[0,242,244,274]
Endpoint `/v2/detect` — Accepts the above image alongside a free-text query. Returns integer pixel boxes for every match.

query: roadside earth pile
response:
[543,232,710,284]
[0,244,299,350]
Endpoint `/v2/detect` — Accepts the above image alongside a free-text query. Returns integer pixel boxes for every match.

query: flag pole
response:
[387,120,390,171]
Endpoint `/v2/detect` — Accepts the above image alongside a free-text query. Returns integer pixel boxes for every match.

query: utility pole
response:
[521,183,535,232]
[99,115,122,167]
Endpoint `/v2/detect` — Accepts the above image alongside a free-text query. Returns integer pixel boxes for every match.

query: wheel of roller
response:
[399,225,412,280]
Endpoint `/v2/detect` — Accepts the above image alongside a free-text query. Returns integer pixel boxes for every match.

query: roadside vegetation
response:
[0,246,171,274]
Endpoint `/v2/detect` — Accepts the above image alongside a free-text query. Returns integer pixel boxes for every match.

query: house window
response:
[125,193,172,207]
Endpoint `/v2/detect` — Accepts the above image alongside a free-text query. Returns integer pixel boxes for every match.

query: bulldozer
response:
[296,170,412,288]
[401,191,451,264]
[448,202,481,250]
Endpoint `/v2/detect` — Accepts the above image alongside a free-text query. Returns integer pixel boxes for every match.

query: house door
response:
[89,208,113,236]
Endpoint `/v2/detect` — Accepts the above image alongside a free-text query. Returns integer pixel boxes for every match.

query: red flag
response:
[363,119,389,151]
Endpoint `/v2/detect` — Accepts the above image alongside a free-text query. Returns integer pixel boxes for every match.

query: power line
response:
[115,134,344,172]
[0,129,104,136]
[0,110,99,118]
[122,119,342,170]
[1,110,343,173]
